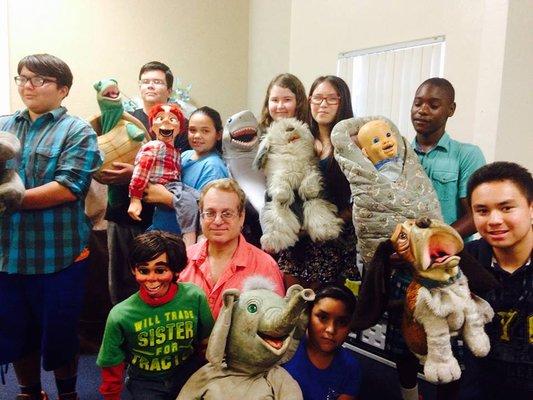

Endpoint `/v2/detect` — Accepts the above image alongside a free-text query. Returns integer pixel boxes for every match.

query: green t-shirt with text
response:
[97,282,214,378]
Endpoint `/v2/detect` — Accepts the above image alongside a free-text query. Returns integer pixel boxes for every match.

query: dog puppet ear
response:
[252,137,270,170]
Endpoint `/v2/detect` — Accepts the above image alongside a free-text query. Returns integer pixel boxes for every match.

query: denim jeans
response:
[125,355,203,400]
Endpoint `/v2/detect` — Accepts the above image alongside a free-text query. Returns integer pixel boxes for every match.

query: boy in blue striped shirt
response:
[0,53,102,400]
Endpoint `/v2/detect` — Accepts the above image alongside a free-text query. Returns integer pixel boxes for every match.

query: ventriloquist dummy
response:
[357,119,402,182]
[128,104,198,245]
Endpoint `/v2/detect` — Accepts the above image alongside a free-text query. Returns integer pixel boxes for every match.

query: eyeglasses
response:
[14,75,57,87]
[200,210,239,222]
[139,79,167,87]
[309,95,340,105]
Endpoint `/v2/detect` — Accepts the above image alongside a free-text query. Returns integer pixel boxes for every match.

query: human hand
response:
[143,183,174,207]
[97,162,134,185]
[128,198,142,221]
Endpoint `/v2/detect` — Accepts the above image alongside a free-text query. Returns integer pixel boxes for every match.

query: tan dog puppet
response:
[355,218,494,384]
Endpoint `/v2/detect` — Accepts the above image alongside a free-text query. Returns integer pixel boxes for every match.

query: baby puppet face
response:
[357,120,398,164]
[152,105,181,144]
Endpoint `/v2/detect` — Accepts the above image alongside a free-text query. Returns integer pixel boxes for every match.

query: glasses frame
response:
[309,95,341,106]
[14,75,57,87]
[200,209,239,222]
[138,78,168,87]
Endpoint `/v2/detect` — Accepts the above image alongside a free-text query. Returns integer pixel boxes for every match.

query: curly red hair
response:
[148,103,186,130]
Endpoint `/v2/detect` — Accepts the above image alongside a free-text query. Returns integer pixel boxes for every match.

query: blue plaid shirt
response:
[0,107,102,274]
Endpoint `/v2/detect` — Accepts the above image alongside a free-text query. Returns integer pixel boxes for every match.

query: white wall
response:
[496,0,533,170]
[6,0,249,121]
[248,0,532,169]
[247,0,292,117]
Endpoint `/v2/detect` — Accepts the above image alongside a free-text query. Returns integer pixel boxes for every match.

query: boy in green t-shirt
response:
[97,231,214,400]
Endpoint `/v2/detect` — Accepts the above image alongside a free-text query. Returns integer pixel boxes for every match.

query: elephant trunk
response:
[259,288,315,337]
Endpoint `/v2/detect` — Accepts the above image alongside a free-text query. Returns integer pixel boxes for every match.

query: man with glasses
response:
[98,61,191,304]
[0,53,102,400]
[178,178,285,318]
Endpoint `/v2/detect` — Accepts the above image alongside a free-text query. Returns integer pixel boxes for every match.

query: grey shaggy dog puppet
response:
[0,131,24,214]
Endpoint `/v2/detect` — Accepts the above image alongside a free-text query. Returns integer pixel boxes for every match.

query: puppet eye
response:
[386,132,392,137]
[247,303,258,313]
[372,137,379,144]
[399,232,407,240]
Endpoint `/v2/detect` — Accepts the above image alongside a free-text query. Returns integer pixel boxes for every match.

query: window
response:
[337,36,445,140]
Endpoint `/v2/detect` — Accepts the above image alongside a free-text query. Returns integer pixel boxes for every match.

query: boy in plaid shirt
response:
[128,103,198,245]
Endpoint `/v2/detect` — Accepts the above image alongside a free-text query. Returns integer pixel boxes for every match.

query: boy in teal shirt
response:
[411,77,485,238]
[97,231,213,400]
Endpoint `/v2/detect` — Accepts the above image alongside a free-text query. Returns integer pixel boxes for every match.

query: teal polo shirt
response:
[412,132,485,225]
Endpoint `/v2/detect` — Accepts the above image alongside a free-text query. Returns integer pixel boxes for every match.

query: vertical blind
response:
[337,37,445,140]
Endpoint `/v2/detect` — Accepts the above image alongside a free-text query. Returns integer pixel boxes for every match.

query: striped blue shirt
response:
[0,107,103,274]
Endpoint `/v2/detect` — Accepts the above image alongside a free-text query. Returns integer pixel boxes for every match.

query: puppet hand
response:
[424,354,461,384]
[128,198,142,221]
[98,162,134,185]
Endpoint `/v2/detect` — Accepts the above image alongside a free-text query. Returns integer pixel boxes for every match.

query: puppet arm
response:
[100,362,125,400]
[21,181,76,209]
[415,298,461,383]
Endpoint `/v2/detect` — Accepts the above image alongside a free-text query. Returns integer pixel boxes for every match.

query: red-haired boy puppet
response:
[128,103,198,245]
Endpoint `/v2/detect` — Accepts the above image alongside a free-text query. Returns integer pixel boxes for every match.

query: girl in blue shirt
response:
[181,106,229,190]
[283,284,362,400]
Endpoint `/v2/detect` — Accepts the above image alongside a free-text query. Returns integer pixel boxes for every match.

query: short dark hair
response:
[129,231,187,274]
[308,75,354,137]
[259,73,309,130]
[190,106,223,152]
[17,53,73,89]
[467,161,533,204]
[417,77,455,103]
[139,61,174,89]
[311,284,357,316]
[190,106,223,133]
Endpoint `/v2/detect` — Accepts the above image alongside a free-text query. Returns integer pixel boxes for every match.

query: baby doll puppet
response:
[128,104,198,242]
[331,116,442,265]
[357,119,402,182]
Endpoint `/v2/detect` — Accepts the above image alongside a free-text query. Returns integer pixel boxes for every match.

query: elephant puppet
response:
[177,276,315,400]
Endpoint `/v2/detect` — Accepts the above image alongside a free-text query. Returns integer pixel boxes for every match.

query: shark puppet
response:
[222,110,266,213]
